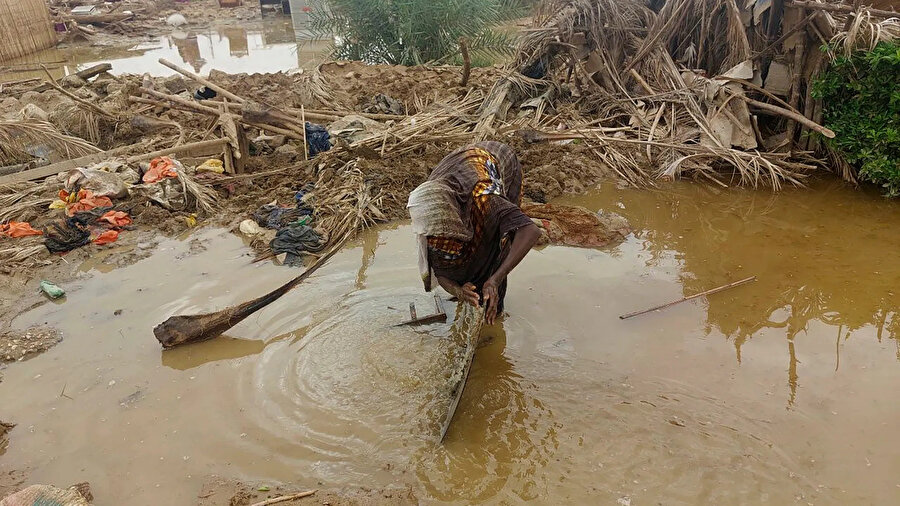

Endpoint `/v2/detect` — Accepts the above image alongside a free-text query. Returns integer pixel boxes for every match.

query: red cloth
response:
[99,210,132,227]
[60,189,113,217]
[93,230,119,245]
[0,221,43,238]
[143,157,179,183]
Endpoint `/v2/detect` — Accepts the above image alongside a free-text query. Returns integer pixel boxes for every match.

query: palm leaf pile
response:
[474,0,899,188]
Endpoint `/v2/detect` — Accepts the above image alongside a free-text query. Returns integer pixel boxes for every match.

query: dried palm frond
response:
[296,64,334,106]
[0,237,50,273]
[0,119,100,165]
[50,104,101,145]
[0,180,56,223]
[830,10,900,56]
[176,168,217,215]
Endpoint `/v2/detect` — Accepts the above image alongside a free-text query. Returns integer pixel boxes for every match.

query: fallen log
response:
[75,63,112,80]
[154,238,347,348]
[68,13,134,24]
[727,91,836,138]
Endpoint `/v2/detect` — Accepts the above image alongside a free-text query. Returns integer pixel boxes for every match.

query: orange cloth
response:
[1,221,43,238]
[93,230,119,245]
[143,157,179,183]
[99,210,132,227]
[60,189,113,217]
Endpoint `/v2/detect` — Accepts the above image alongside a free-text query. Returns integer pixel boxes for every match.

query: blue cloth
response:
[305,122,331,157]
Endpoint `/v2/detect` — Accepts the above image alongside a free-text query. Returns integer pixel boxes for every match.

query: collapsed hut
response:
[474,0,900,187]
[0,0,58,62]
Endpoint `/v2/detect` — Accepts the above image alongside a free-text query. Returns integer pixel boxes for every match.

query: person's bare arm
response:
[482,222,541,324]
[436,275,479,306]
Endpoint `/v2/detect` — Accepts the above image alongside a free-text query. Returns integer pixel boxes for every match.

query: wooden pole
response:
[459,37,471,87]
[619,276,757,320]
[249,491,316,506]
[786,0,898,19]
[300,105,309,161]
[125,138,229,163]
[158,58,246,103]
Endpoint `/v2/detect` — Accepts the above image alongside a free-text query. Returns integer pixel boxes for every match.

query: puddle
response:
[1,18,331,83]
[1,180,900,504]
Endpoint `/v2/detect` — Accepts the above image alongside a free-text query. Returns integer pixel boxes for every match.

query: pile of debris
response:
[475,0,900,187]
[0,0,897,275]
[44,0,262,44]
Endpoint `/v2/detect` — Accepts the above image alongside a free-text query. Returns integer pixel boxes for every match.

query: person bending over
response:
[407,141,540,324]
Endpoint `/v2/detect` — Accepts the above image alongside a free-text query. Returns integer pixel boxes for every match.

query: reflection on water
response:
[558,178,900,406]
[2,18,331,82]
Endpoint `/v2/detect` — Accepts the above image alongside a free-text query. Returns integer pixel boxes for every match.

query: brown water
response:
[1,18,329,83]
[2,179,900,505]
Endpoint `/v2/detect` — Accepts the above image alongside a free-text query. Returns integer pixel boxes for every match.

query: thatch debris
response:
[473,0,897,187]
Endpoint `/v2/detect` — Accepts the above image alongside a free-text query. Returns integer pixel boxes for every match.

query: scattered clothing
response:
[70,206,114,227]
[196,158,225,174]
[60,189,113,217]
[143,156,179,183]
[407,141,532,311]
[99,210,132,228]
[44,218,91,253]
[93,230,120,245]
[364,93,404,115]
[270,223,325,265]
[253,204,308,230]
[305,122,331,157]
[293,187,315,216]
[39,280,65,300]
[1,221,43,238]
[193,86,217,100]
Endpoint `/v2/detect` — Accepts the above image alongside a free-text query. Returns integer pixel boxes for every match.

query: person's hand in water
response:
[458,282,480,307]
[482,277,499,324]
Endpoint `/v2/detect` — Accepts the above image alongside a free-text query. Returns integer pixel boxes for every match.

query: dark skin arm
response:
[436,276,480,306]
[483,222,541,324]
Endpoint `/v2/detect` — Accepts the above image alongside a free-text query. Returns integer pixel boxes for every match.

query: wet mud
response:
[0,179,899,504]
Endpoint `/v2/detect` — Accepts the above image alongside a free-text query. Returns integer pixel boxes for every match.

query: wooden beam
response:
[124,138,229,163]
[0,144,139,184]
[0,138,230,184]
[68,13,134,24]
[786,0,898,18]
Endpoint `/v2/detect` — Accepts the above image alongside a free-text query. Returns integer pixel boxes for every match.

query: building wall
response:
[0,0,57,62]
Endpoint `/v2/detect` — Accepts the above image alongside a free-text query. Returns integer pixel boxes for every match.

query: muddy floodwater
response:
[2,179,899,505]
[1,18,329,83]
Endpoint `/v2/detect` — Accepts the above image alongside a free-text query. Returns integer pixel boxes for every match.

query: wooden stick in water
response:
[249,490,316,506]
[618,276,757,320]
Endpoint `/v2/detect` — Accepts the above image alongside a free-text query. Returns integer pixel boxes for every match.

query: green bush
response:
[311,0,525,66]
[812,42,900,196]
